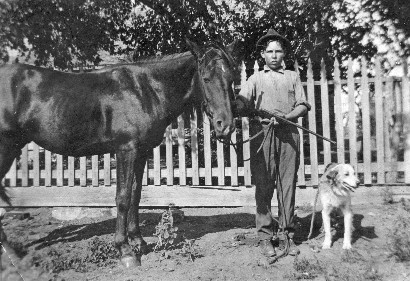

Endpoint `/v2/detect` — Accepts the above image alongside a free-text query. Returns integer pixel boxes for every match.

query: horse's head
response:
[187,39,240,138]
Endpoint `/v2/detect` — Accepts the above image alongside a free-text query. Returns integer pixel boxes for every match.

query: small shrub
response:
[388,215,410,262]
[153,209,178,251]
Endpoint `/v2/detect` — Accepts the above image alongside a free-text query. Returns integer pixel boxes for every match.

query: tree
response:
[1,0,409,76]
[0,0,134,69]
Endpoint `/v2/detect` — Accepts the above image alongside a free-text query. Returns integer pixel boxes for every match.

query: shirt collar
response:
[263,65,284,74]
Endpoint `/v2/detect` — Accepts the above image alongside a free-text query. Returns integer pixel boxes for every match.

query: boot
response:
[259,239,276,257]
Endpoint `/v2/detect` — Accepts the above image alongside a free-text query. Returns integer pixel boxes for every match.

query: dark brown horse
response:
[0,39,238,267]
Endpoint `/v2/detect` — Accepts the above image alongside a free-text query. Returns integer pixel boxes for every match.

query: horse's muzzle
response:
[214,120,235,138]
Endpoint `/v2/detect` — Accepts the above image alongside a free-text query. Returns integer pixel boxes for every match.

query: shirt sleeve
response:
[294,73,311,111]
[237,74,256,109]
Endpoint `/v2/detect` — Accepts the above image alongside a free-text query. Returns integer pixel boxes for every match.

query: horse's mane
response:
[133,51,192,65]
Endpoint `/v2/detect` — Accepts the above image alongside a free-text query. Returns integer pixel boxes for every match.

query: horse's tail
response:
[0,183,10,206]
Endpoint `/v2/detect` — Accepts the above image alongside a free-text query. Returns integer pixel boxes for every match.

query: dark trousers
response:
[250,121,300,240]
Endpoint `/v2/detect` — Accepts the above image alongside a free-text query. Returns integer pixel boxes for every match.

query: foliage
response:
[288,255,325,280]
[388,214,410,262]
[381,187,394,204]
[0,0,134,69]
[153,209,179,251]
[1,0,410,76]
[30,237,118,273]
[153,207,200,261]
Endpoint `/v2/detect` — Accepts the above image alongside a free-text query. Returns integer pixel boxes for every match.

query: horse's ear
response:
[186,38,203,58]
[226,39,244,64]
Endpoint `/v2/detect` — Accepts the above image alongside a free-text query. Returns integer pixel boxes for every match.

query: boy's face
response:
[261,40,285,70]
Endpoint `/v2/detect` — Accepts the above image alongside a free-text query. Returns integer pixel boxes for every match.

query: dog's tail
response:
[307,187,320,240]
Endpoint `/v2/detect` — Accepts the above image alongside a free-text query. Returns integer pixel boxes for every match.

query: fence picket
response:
[307,59,319,185]
[45,150,51,186]
[230,130,238,186]
[178,115,186,186]
[320,59,331,165]
[80,157,87,186]
[68,156,75,186]
[384,77,394,183]
[242,118,251,186]
[217,135,225,186]
[33,143,40,186]
[153,146,161,185]
[57,155,63,186]
[21,145,28,186]
[348,58,358,171]
[104,154,110,186]
[402,60,410,183]
[203,113,212,185]
[166,125,174,185]
[8,159,17,187]
[92,155,98,186]
[190,110,199,185]
[374,58,385,184]
[334,59,345,164]
[361,57,372,184]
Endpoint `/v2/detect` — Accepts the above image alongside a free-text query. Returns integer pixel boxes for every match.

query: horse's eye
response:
[203,78,211,83]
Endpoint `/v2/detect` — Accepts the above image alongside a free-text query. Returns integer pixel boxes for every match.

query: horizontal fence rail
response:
[3,57,410,194]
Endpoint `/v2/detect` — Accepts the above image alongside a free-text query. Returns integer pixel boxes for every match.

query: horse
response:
[0,39,239,267]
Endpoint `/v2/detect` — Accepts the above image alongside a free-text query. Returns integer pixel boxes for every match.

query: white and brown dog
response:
[319,163,360,250]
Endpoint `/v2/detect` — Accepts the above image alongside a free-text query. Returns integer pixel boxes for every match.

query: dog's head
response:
[326,163,360,193]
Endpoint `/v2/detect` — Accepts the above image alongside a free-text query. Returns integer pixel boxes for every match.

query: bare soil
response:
[1,200,410,281]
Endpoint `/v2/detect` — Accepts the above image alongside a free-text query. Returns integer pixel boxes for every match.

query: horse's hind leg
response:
[114,146,140,267]
[0,144,23,263]
[127,153,148,252]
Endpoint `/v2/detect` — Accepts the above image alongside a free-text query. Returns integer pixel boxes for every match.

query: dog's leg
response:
[342,205,353,250]
[322,205,332,249]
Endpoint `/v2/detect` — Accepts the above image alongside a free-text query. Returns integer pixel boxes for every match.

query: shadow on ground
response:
[295,212,378,244]
[28,212,255,250]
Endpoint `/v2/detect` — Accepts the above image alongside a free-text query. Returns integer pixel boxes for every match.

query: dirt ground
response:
[1,198,410,281]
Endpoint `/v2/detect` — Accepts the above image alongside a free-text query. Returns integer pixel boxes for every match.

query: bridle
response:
[196,43,236,120]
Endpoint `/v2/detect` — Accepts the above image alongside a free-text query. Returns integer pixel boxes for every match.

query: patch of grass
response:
[399,198,410,212]
[29,237,119,273]
[388,215,410,262]
[7,240,27,258]
[324,262,383,281]
[381,187,394,204]
[340,249,365,264]
[286,255,325,280]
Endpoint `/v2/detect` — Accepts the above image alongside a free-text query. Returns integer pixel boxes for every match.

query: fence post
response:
[190,110,199,185]
[347,58,358,170]
[402,59,410,184]
[374,58,385,184]
[320,59,331,165]
[334,59,345,164]
[361,57,372,185]
[307,59,318,185]
[166,124,174,186]
[295,60,306,186]
[177,115,186,186]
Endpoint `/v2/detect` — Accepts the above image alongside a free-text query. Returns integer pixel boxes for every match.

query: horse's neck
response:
[148,56,200,121]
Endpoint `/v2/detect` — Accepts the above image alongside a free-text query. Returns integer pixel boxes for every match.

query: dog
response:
[318,163,360,250]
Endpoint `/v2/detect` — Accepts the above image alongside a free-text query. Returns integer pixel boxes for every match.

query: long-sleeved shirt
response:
[238,65,311,115]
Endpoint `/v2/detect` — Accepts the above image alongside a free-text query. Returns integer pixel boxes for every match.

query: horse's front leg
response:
[114,147,140,267]
[127,153,148,252]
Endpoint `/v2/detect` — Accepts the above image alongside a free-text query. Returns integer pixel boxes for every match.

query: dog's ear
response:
[326,169,338,181]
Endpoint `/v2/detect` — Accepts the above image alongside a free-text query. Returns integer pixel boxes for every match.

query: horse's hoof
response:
[121,254,141,268]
